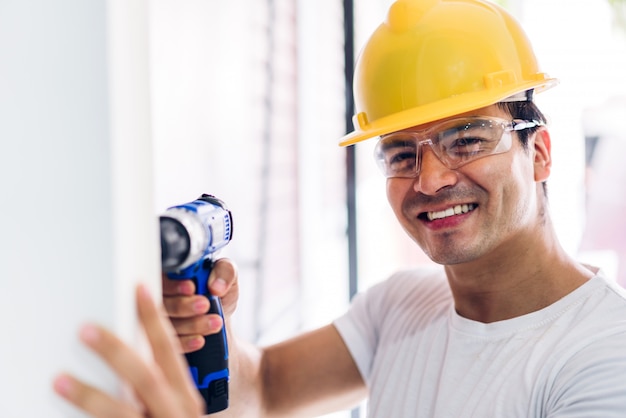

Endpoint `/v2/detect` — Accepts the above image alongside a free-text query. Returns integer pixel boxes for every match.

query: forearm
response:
[252,325,367,418]
[209,324,366,418]
[209,327,267,418]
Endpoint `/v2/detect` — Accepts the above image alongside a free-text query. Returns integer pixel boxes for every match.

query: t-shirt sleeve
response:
[333,286,380,383]
[546,328,626,417]
[332,267,446,384]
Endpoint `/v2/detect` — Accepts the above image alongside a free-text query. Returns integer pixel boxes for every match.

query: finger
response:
[53,373,140,418]
[208,258,237,297]
[135,285,203,403]
[163,294,209,318]
[162,275,195,296]
[180,334,206,353]
[170,313,223,337]
[78,324,174,414]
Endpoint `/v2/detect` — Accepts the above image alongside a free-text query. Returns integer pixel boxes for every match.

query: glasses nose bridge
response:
[416,137,434,147]
[414,137,440,176]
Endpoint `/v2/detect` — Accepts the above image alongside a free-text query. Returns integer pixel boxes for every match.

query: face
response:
[385,104,548,265]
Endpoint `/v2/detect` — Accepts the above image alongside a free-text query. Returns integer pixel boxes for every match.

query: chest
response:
[366,320,554,418]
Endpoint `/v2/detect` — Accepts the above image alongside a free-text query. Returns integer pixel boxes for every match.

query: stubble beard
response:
[418,229,488,266]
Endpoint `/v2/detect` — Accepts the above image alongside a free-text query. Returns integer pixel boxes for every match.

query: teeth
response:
[427,204,475,221]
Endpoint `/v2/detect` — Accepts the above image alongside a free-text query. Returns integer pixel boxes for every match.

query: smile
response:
[426,204,476,221]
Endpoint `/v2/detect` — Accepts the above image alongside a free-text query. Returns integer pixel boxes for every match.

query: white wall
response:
[0,1,158,416]
[149,0,350,346]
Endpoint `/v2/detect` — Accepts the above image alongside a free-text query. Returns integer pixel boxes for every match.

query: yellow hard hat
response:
[339,0,558,147]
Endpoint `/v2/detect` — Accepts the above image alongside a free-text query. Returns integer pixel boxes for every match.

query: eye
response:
[449,136,486,155]
[439,127,499,159]
[386,147,417,171]
[376,137,417,176]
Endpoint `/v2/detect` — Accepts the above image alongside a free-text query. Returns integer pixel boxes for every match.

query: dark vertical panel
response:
[344,0,361,417]
[344,0,358,302]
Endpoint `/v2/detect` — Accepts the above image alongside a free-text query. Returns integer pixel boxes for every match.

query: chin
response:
[424,244,482,266]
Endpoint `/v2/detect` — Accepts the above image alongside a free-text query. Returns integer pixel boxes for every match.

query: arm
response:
[227,324,366,417]
[53,263,366,417]
[165,258,367,417]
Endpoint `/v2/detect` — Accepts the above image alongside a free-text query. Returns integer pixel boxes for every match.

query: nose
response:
[414,144,458,195]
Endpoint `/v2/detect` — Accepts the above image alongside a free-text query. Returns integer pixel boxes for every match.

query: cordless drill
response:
[159,194,233,414]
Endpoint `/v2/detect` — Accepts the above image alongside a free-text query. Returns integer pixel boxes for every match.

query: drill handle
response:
[182,258,230,414]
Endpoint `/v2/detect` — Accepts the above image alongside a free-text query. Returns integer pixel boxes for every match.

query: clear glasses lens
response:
[374,117,527,178]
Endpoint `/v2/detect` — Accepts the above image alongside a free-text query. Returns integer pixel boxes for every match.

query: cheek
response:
[506,151,537,193]
[472,146,532,188]
[489,154,537,217]
[459,155,524,213]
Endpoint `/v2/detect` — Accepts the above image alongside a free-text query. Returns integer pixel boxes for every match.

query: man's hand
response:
[53,285,205,418]
[162,258,239,353]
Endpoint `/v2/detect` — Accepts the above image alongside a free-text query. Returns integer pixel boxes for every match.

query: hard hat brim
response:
[339,78,558,147]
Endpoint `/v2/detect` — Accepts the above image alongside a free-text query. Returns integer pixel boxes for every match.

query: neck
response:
[444,221,594,323]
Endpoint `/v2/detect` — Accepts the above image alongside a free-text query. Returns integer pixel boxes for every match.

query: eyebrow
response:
[378,137,417,153]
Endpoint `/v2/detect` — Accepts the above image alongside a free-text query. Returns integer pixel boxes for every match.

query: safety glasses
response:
[374,116,543,178]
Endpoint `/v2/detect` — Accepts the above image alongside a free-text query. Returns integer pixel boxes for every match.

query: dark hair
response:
[496,100,549,196]
[496,100,547,150]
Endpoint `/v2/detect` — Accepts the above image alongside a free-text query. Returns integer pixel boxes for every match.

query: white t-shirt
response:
[334,267,626,417]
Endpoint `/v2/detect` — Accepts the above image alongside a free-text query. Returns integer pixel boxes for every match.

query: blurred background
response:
[1,0,625,417]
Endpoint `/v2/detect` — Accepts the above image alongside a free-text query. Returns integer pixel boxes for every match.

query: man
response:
[55,0,626,416]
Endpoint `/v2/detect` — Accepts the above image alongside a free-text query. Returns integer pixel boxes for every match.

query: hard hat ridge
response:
[386,0,437,32]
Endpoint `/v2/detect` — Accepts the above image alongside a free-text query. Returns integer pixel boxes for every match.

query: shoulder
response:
[573,272,626,326]
[545,328,626,416]
[349,266,452,327]
[333,266,452,383]
[368,266,449,302]
[543,274,626,416]
[546,273,626,360]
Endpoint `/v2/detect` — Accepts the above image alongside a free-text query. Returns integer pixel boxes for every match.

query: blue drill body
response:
[160,194,233,414]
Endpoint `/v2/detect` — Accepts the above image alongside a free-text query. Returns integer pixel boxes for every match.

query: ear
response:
[533,128,552,182]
